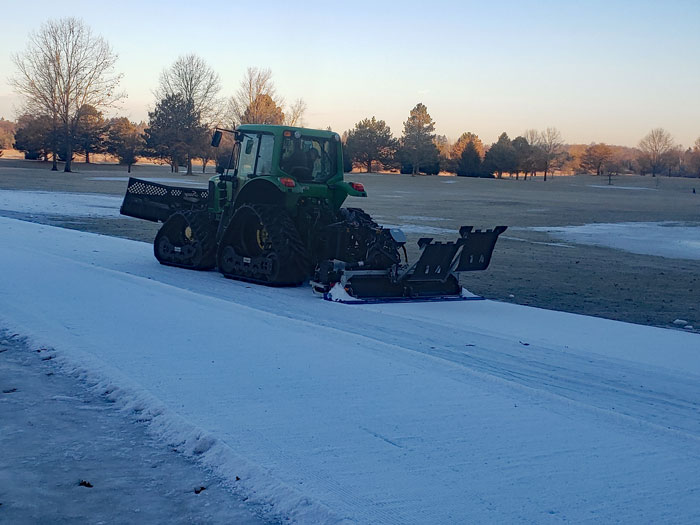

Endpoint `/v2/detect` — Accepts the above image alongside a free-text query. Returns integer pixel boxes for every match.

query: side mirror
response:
[211,130,222,148]
[245,139,254,155]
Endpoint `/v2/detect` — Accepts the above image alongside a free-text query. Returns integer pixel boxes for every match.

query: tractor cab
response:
[208,125,364,215]
[214,125,342,182]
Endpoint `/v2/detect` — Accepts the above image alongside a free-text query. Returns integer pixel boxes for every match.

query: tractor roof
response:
[237,124,338,139]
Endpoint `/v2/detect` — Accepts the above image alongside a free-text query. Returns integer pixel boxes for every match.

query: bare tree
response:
[156,54,222,126]
[522,129,543,179]
[285,98,307,127]
[688,138,700,177]
[227,67,306,128]
[11,18,123,172]
[638,128,675,177]
[689,137,700,177]
[227,67,282,127]
[538,127,565,181]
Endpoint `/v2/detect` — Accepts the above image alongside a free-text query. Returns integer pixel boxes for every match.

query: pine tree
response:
[483,132,516,178]
[106,117,144,173]
[399,103,438,176]
[144,94,208,174]
[346,117,397,173]
[74,105,106,163]
[12,113,58,160]
[451,132,484,159]
[457,141,482,177]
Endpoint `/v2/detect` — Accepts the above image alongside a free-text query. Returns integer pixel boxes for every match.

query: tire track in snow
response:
[61,233,699,443]
[309,311,700,440]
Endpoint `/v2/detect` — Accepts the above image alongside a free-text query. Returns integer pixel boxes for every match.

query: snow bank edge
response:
[0,321,344,525]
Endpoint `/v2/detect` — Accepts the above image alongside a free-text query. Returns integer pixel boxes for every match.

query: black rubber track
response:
[153,210,217,270]
[217,204,310,285]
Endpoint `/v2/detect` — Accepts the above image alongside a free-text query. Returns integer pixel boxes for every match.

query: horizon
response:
[1,0,699,148]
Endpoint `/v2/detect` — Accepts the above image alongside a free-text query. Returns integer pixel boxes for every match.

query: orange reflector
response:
[280,177,296,188]
[283,130,292,137]
[349,182,365,192]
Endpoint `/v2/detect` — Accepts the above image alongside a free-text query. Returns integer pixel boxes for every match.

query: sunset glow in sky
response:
[1,0,699,147]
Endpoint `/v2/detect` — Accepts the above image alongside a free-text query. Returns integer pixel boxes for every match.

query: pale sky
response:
[1,0,699,147]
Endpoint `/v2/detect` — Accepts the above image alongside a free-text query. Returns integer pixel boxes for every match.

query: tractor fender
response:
[234,177,290,209]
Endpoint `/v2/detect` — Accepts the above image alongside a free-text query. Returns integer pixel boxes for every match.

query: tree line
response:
[6,18,306,174]
[343,111,700,179]
[4,17,700,179]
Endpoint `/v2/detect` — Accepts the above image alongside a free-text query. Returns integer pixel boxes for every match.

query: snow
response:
[0,332,265,524]
[0,184,205,219]
[501,234,574,248]
[85,177,207,186]
[588,184,655,190]
[531,221,700,260]
[397,215,448,222]
[325,283,362,303]
[0,189,122,218]
[380,223,456,235]
[2,216,700,523]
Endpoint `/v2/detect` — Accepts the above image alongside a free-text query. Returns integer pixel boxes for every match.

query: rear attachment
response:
[315,225,507,303]
[120,177,209,223]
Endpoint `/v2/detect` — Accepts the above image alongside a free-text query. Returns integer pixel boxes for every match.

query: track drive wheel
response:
[217,204,310,285]
[154,210,217,270]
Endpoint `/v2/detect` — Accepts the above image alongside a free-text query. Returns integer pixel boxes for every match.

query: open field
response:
[1,158,699,329]
[2,159,700,522]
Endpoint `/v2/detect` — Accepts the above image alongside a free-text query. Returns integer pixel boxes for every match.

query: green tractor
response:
[120,124,506,302]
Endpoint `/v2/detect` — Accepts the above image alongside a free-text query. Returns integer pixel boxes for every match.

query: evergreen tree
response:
[451,132,484,159]
[106,117,144,173]
[13,113,55,160]
[399,103,438,176]
[74,104,106,163]
[483,132,516,178]
[511,136,532,180]
[346,117,398,173]
[457,141,482,177]
[144,94,208,174]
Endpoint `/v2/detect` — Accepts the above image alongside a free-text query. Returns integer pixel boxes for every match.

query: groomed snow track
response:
[2,216,700,523]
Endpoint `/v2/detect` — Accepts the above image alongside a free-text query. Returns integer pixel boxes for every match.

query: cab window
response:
[280,136,337,182]
[238,133,274,177]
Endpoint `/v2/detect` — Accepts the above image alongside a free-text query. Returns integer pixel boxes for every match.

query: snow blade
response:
[120,177,209,223]
[320,225,507,302]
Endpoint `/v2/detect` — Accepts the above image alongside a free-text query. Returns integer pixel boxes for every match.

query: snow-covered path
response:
[2,216,700,523]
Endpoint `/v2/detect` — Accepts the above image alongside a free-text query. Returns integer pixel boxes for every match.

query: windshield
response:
[280,136,338,182]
